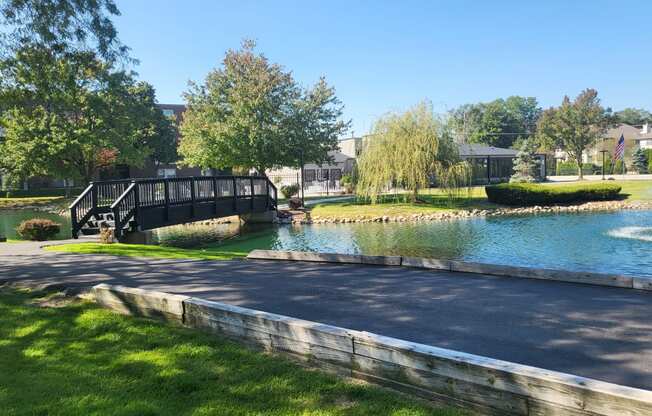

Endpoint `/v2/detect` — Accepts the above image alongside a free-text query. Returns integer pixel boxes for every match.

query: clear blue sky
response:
[114,0,652,136]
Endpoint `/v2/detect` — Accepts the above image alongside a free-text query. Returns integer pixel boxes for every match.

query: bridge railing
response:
[69,179,133,238]
[106,175,277,239]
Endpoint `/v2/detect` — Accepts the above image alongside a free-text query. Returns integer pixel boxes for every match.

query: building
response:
[459,144,546,184]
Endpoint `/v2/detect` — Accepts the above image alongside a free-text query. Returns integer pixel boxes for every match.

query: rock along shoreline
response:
[284,200,652,225]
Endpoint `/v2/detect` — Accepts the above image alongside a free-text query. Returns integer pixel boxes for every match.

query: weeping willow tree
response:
[356,101,471,204]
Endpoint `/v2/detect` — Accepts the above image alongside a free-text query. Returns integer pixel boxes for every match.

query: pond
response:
[0,209,71,240]
[4,207,652,277]
[216,210,652,277]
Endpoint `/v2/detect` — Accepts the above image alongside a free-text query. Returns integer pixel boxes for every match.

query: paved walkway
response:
[1,244,651,390]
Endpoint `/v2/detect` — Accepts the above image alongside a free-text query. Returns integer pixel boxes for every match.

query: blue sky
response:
[114,0,652,136]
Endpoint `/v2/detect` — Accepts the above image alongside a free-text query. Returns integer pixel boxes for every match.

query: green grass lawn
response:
[310,181,652,219]
[0,288,459,416]
[45,242,250,261]
[310,187,493,219]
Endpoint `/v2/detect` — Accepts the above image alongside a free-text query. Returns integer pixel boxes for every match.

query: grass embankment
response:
[0,288,458,415]
[46,242,249,261]
[310,187,492,219]
[310,180,652,220]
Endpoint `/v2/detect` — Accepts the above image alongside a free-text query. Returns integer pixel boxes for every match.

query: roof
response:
[458,143,518,157]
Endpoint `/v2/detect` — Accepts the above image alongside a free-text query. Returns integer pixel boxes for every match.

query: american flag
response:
[614,134,625,161]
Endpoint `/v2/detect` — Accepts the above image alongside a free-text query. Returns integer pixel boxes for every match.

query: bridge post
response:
[232,177,237,212]
[250,177,255,210]
[265,179,269,210]
[133,181,140,227]
[212,177,219,215]
[190,177,196,218]
[164,179,170,222]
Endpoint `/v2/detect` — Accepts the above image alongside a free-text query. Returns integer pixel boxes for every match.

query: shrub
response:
[340,174,354,193]
[280,183,300,199]
[485,183,622,206]
[16,219,61,241]
[555,162,596,176]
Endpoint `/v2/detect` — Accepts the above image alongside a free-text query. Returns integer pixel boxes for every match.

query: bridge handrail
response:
[110,182,138,239]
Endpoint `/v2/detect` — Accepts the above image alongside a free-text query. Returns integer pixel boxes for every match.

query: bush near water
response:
[485,183,622,206]
[15,218,61,241]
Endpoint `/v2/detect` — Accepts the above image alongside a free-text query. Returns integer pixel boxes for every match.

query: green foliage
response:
[449,96,541,148]
[340,173,355,193]
[556,162,597,176]
[632,148,648,173]
[614,108,652,126]
[179,40,348,174]
[357,101,470,203]
[510,139,540,182]
[0,0,127,61]
[485,183,622,206]
[280,183,300,199]
[15,218,61,241]
[612,159,626,174]
[0,289,454,415]
[0,46,172,184]
[537,89,610,179]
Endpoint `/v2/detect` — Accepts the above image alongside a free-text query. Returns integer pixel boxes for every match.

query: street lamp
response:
[599,150,609,180]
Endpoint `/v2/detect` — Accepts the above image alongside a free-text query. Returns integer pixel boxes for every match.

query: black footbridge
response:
[70,176,278,239]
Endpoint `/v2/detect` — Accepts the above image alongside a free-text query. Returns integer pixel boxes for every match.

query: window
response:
[304,169,316,181]
[320,169,330,181]
[330,169,342,180]
[162,109,175,118]
[157,168,176,178]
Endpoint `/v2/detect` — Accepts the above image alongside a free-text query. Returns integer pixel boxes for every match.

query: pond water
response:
[0,209,71,240]
[4,207,652,277]
[218,210,652,277]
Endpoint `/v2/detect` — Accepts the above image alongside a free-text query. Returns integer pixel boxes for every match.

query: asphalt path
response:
[1,242,651,390]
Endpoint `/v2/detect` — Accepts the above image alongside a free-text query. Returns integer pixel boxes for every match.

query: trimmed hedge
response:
[485,183,622,206]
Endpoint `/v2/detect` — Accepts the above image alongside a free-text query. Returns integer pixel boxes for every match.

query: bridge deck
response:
[70,176,277,239]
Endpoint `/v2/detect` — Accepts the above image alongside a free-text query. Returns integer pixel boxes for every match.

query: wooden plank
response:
[633,277,652,291]
[351,331,652,416]
[352,354,528,415]
[449,261,633,288]
[361,255,402,266]
[246,249,363,265]
[402,256,451,271]
[184,298,354,353]
[91,284,188,323]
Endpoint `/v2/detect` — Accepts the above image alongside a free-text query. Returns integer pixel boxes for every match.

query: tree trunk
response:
[576,158,584,180]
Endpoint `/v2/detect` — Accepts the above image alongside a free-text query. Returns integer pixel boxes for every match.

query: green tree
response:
[449,96,541,148]
[510,139,539,183]
[537,89,610,180]
[0,0,127,61]
[614,108,652,126]
[179,40,348,174]
[632,148,648,173]
[0,46,169,184]
[356,101,470,203]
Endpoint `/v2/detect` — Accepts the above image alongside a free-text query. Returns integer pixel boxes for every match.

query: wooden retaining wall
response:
[247,250,652,291]
[91,283,652,416]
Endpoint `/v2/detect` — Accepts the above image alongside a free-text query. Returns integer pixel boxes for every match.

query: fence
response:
[267,172,345,196]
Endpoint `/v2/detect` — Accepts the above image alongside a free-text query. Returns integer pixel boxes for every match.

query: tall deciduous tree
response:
[449,96,541,148]
[356,101,470,203]
[614,108,652,126]
[0,46,173,184]
[0,0,127,60]
[537,89,610,180]
[179,41,349,175]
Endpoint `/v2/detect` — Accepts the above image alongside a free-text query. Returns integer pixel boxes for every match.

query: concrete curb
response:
[89,283,652,416]
[247,249,651,291]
